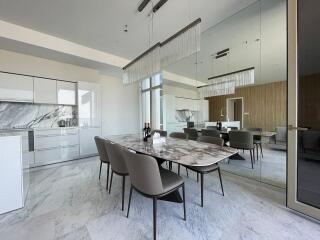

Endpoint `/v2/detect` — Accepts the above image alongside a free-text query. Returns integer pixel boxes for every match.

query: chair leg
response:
[249,150,254,169]
[127,185,133,218]
[217,167,224,196]
[200,173,204,207]
[169,162,172,171]
[182,184,186,221]
[185,167,189,177]
[109,170,114,194]
[256,144,259,161]
[260,143,263,158]
[106,163,110,190]
[178,164,181,175]
[122,176,126,211]
[99,161,102,180]
[197,172,199,182]
[153,198,157,240]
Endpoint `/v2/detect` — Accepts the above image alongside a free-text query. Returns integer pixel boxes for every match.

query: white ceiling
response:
[0,0,257,63]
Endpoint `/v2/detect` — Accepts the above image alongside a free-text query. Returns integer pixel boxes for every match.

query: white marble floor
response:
[220,146,286,188]
[0,157,319,240]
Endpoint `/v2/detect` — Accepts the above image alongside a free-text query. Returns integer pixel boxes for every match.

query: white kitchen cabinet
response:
[79,127,100,156]
[34,127,80,166]
[34,78,57,104]
[0,136,24,214]
[57,81,76,105]
[198,100,209,122]
[163,95,176,123]
[0,72,33,102]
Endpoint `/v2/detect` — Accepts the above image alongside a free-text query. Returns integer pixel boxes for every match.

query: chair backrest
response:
[207,126,218,130]
[105,140,128,175]
[94,136,109,163]
[198,136,224,147]
[169,132,187,139]
[151,129,167,137]
[201,129,220,138]
[276,127,287,142]
[228,127,239,130]
[183,128,198,140]
[121,149,163,196]
[229,131,254,149]
[243,127,262,140]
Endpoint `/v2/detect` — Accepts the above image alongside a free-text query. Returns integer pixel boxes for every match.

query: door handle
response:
[288,125,308,131]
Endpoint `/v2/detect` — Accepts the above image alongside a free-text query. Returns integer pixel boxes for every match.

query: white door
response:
[287,0,320,220]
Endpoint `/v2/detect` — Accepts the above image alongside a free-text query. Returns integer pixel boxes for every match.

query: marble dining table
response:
[105,134,238,167]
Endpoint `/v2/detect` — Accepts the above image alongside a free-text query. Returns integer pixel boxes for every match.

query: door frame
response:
[226,97,244,128]
[287,0,320,220]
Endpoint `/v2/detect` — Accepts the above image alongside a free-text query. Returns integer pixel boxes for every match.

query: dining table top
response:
[105,134,238,167]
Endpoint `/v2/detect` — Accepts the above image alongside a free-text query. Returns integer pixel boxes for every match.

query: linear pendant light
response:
[198,67,255,98]
[122,18,201,85]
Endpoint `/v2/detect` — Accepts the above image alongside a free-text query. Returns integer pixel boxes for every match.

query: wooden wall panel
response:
[207,81,287,131]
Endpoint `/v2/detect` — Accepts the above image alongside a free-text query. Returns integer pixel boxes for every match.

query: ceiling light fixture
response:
[198,67,255,98]
[123,18,201,85]
[138,0,151,12]
[153,0,168,13]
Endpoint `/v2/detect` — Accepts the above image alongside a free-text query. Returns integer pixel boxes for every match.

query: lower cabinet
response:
[79,127,101,157]
[34,128,80,166]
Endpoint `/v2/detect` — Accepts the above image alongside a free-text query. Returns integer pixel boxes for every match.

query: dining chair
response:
[183,128,198,140]
[229,131,255,169]
[151,129,167,137]
[105,140,129,211]
[186,136,224,207]
[244,127,263,159]
[94,136,110,190]
[207,126,218,130]
[122,149,186,240]
[169,132,189,176]
[201,129,220,138]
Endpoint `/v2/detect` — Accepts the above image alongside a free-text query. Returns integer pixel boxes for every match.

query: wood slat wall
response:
[207,81,287,131]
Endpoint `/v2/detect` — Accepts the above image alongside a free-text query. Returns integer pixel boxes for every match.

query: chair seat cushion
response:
[187,164,219,173]
[253,140,262,144]
[160,168,184,193]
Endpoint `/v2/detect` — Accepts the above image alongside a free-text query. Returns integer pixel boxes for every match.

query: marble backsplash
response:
[0,102,77,129]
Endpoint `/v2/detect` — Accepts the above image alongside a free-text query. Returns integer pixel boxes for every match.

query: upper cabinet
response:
[34,77,57,104]
[57,81,76,105]
[0,72,33,102]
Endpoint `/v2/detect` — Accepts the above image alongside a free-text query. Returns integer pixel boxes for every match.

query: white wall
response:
[0,49,100,82]
[99,75,140,136]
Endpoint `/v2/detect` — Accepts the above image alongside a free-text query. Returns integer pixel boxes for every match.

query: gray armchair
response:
[122,149,186,240]
[105,140,129,211]
[201,129,220,138]
[186,136,225,207]
[229,131,255,169]
[183,128,198,140]
[94,136,110,190]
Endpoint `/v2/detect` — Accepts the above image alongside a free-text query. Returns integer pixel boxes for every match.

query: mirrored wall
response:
[161,0,287,188]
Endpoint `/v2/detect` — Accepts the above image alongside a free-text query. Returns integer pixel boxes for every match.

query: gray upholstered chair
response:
[229,131,255,169]
[183,128,198,140]
[186,136,224,207]
[201,129,220,138]
[122,149,186,240]
[275,127,287,144]
[105,140,129,211]
[169,132,189,176]
[94,136,110,190]
[169,132,187,139]
[244,127,263,159]
[207,126,218,130]
[151,129,167,137]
